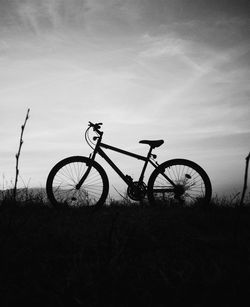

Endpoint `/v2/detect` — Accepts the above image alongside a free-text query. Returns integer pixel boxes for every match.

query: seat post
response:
[139,146,153,183]
[147,146,153,159]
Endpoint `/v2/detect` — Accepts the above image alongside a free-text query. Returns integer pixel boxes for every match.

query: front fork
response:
[76,135,102,190]
[75,161,92,190]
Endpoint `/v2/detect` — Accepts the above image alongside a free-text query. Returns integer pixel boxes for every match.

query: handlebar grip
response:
[96,123,103,129]
[88,122,103,129]
[88,122,103,134]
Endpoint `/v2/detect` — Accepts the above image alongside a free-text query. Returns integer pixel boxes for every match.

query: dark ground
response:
[0,202,250,306]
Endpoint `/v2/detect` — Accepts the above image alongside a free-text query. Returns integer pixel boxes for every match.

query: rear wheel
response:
[46,156,109,208]
[148,159,212,206]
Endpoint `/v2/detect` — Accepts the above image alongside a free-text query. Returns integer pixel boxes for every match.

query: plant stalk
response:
[13,108,30,202]
[240,152,250,206]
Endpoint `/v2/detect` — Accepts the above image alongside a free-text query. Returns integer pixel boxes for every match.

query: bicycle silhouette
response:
[46,122,212,207]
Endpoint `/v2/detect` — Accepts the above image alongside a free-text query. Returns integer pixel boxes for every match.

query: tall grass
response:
[0,192,249,306]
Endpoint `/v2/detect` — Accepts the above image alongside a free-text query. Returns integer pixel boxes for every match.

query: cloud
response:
[0,0,249,194]
[0,0,88,35]
[132,27,250,152]
[0,0,143,38]
[139,34,213,75]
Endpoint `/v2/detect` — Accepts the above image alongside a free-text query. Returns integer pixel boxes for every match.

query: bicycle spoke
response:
[47,157,108,207]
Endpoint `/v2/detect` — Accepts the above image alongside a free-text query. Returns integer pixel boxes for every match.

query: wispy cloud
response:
[132,27,250,151]
[0,0,249,194]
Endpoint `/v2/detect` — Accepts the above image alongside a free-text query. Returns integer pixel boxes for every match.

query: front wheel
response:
[46,156,109,208]
[147,159,212,206]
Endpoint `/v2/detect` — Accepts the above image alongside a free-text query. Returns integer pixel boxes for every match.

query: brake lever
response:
[96,122,103,128]
[94,123,103,130]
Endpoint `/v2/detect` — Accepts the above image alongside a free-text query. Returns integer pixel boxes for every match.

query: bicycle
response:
[46,122,212,208]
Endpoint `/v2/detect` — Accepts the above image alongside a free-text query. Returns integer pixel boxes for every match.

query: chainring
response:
[127,181,147,201]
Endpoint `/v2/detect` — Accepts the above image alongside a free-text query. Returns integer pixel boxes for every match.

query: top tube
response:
[100,142,148,161]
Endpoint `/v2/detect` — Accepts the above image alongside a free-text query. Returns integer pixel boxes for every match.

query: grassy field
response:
[0,196,250,306]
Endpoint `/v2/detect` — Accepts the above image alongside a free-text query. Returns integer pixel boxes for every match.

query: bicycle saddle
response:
[139,139,164,148]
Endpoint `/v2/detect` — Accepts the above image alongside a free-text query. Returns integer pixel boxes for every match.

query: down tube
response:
[97,147,132,185]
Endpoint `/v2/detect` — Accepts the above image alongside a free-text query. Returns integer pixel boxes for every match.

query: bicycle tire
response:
[147,159,212,206]
[46,156,109,208]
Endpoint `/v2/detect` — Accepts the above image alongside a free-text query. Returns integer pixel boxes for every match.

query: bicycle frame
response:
[76,125,176,191]
[47,122,212,207]
[97,142,158,186]
[91,130,175,188]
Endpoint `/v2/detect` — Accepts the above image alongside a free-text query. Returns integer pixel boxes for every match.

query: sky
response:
[1,0,250,198]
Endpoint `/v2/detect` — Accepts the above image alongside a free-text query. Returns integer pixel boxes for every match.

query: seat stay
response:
[155,167,177,187]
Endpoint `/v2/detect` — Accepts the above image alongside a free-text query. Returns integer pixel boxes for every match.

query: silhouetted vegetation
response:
[0,195,250,306]
[13,108,30,203]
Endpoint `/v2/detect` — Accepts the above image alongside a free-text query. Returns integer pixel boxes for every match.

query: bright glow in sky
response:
[1,0,250,197]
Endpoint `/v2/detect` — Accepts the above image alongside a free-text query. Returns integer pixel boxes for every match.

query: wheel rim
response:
[51,161,105,206]
[152,164,208,205]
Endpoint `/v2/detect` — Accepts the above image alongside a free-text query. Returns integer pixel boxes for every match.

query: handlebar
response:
[85,121,103,149]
